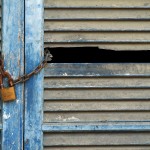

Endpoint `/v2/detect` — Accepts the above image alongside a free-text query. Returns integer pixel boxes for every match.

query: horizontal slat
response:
[45,29,150,32]
[44,89,150,100]
[43,122,150,132]
[44,0,150,8]
[44,64,150,77]
[45,7,150,9]
[44,43,150,51]
[44,1,150,50]
[44,132,150,146]
[45,40,150,43]
[44,78,150,88]
[44,100,150,112]
[45,18,150,21]
[44,112,150,123]
[44,32,150,43]
[45,9,150,20]
[44,146,150,150]
[44,21,150,32]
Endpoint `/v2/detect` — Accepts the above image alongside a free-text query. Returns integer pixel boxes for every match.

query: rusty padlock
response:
[0,73,16,102]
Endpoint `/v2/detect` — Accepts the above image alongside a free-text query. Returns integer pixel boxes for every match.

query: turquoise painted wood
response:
[24,0,44,149]
[2,0,24,149]
[43,123,150,132]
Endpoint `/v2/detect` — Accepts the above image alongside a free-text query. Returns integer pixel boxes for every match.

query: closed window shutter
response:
[44,0,150,50]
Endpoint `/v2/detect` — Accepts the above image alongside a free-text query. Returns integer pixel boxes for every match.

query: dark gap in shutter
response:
[45,47,150,63]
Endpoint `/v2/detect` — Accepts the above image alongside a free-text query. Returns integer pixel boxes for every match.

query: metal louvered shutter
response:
[43,0,150,149]
[43,63,150,149]
[44,0,150,50]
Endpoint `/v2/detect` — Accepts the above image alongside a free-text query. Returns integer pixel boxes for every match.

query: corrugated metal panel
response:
[43,63,150,149]
[44,0,150,50]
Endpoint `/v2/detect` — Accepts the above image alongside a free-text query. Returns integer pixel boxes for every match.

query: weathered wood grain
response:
[44,0,150,147]
[44,0,150,8]
[44,146,150,150]
[43,122,150,132]
[44,112,150,123]
[44,43,150,51]
[44,21,150,31]
[44,89,150,100]
[44,132,150,146]
[44,0,150,50]
[44,78,150,88]
[45,64,150,77]
[45,9,150,20]
[44,63,150,147]
[24,0,44,149]
[44,100,150,111]
[44,32,150,43]
[2,0,24,149]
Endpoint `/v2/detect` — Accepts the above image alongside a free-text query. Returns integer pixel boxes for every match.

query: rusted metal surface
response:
[13,52,52,85]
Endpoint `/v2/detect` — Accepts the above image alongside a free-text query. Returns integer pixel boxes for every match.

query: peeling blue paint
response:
[43,124,150,132]
[24,0,44,149]
[2,0,24,149]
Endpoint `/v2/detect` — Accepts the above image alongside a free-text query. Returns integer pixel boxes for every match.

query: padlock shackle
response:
[5,72,14,87]
[2,71,14,87]
[0,58,14,87]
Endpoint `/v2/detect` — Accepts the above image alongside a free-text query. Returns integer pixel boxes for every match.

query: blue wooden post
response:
[24,0,44,149]
[2,0,24,149]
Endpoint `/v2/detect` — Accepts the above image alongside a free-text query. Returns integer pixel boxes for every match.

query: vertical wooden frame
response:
[2,0,24,149]
[24,0,44,149]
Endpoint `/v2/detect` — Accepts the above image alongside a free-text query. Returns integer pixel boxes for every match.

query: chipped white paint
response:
[16,99,19,104]
[124,73,131,76]
[56,115,62,120]
[56,115,80,121]
[63,73,68,76]
[3,113,11,120]
[63,116,80,121]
